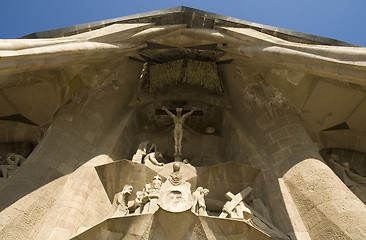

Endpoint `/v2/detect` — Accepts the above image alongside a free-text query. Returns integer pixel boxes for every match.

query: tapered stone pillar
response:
[257,110,366,239]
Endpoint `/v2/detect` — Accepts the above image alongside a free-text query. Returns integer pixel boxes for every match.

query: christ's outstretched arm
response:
[182,106,196,120]
[162,106,176,119]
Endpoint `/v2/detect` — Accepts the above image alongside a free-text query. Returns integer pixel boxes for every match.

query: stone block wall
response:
[0,60,142,239]
[220,63,366,239]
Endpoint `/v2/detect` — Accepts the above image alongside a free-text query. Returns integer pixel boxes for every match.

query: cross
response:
[155,101,203,116]
[219,187,252,218]
[155,109,203,116]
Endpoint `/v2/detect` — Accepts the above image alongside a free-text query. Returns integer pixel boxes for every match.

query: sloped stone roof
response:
[21,6,355,47]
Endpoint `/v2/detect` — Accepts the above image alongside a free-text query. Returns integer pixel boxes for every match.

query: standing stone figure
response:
[142,176,162,214]
[133,190,148,214]
[150,175,163,196]
[162,106,196,159]
[0,153,25,179]
[113,185,133,216]
[191,187,209,215]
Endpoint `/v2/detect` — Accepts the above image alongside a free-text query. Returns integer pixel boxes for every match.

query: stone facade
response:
[0,6,365,240]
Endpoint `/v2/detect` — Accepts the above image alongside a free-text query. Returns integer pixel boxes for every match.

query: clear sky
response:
[1,0,365,47]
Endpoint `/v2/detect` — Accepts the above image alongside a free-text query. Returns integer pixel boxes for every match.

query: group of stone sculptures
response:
[126,104,256,219]
[121,104,286,237]
[113,163,209,216]
[114,162,251,220]
[112,162,283,237]
[125,146,288,238]
[0,153,26,180]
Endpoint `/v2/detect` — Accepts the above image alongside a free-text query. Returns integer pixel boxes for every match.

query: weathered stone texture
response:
[0,7,366,240]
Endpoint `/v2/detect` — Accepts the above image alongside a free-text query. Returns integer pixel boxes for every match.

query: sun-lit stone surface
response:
[0,6,365,240]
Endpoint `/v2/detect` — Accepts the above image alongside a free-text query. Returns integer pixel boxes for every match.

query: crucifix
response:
[156,103,203,161]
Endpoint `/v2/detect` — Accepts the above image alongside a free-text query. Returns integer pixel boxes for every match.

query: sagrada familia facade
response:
[0,6,365,240]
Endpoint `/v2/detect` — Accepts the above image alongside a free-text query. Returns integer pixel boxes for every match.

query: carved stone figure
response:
[133,183,152,214]
[158,163,193,212]
[142,176,162,214]
[191,187,209,215]
[132,190,147,214]
[168,162,185,186]
[200,188,209,215]
[326,154,366,203]
[132,141,156,163]
[220,187,253,221]
[191,187,202,214]
[150,175,162,196]
[343,162,366,184]
[219,188,294,239]
[230,200,253,220]
[113,185,133,216]
[143,152,164,167]
[162,106,196,160]
[0,153,26,179]
[126,176,163,215]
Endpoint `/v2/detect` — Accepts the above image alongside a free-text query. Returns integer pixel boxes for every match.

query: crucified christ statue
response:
[162,106,196,159]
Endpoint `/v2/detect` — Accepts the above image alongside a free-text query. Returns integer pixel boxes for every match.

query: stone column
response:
[257,110,366,240]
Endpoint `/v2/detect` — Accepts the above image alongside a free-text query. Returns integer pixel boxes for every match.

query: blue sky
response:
[1,0,365,47]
